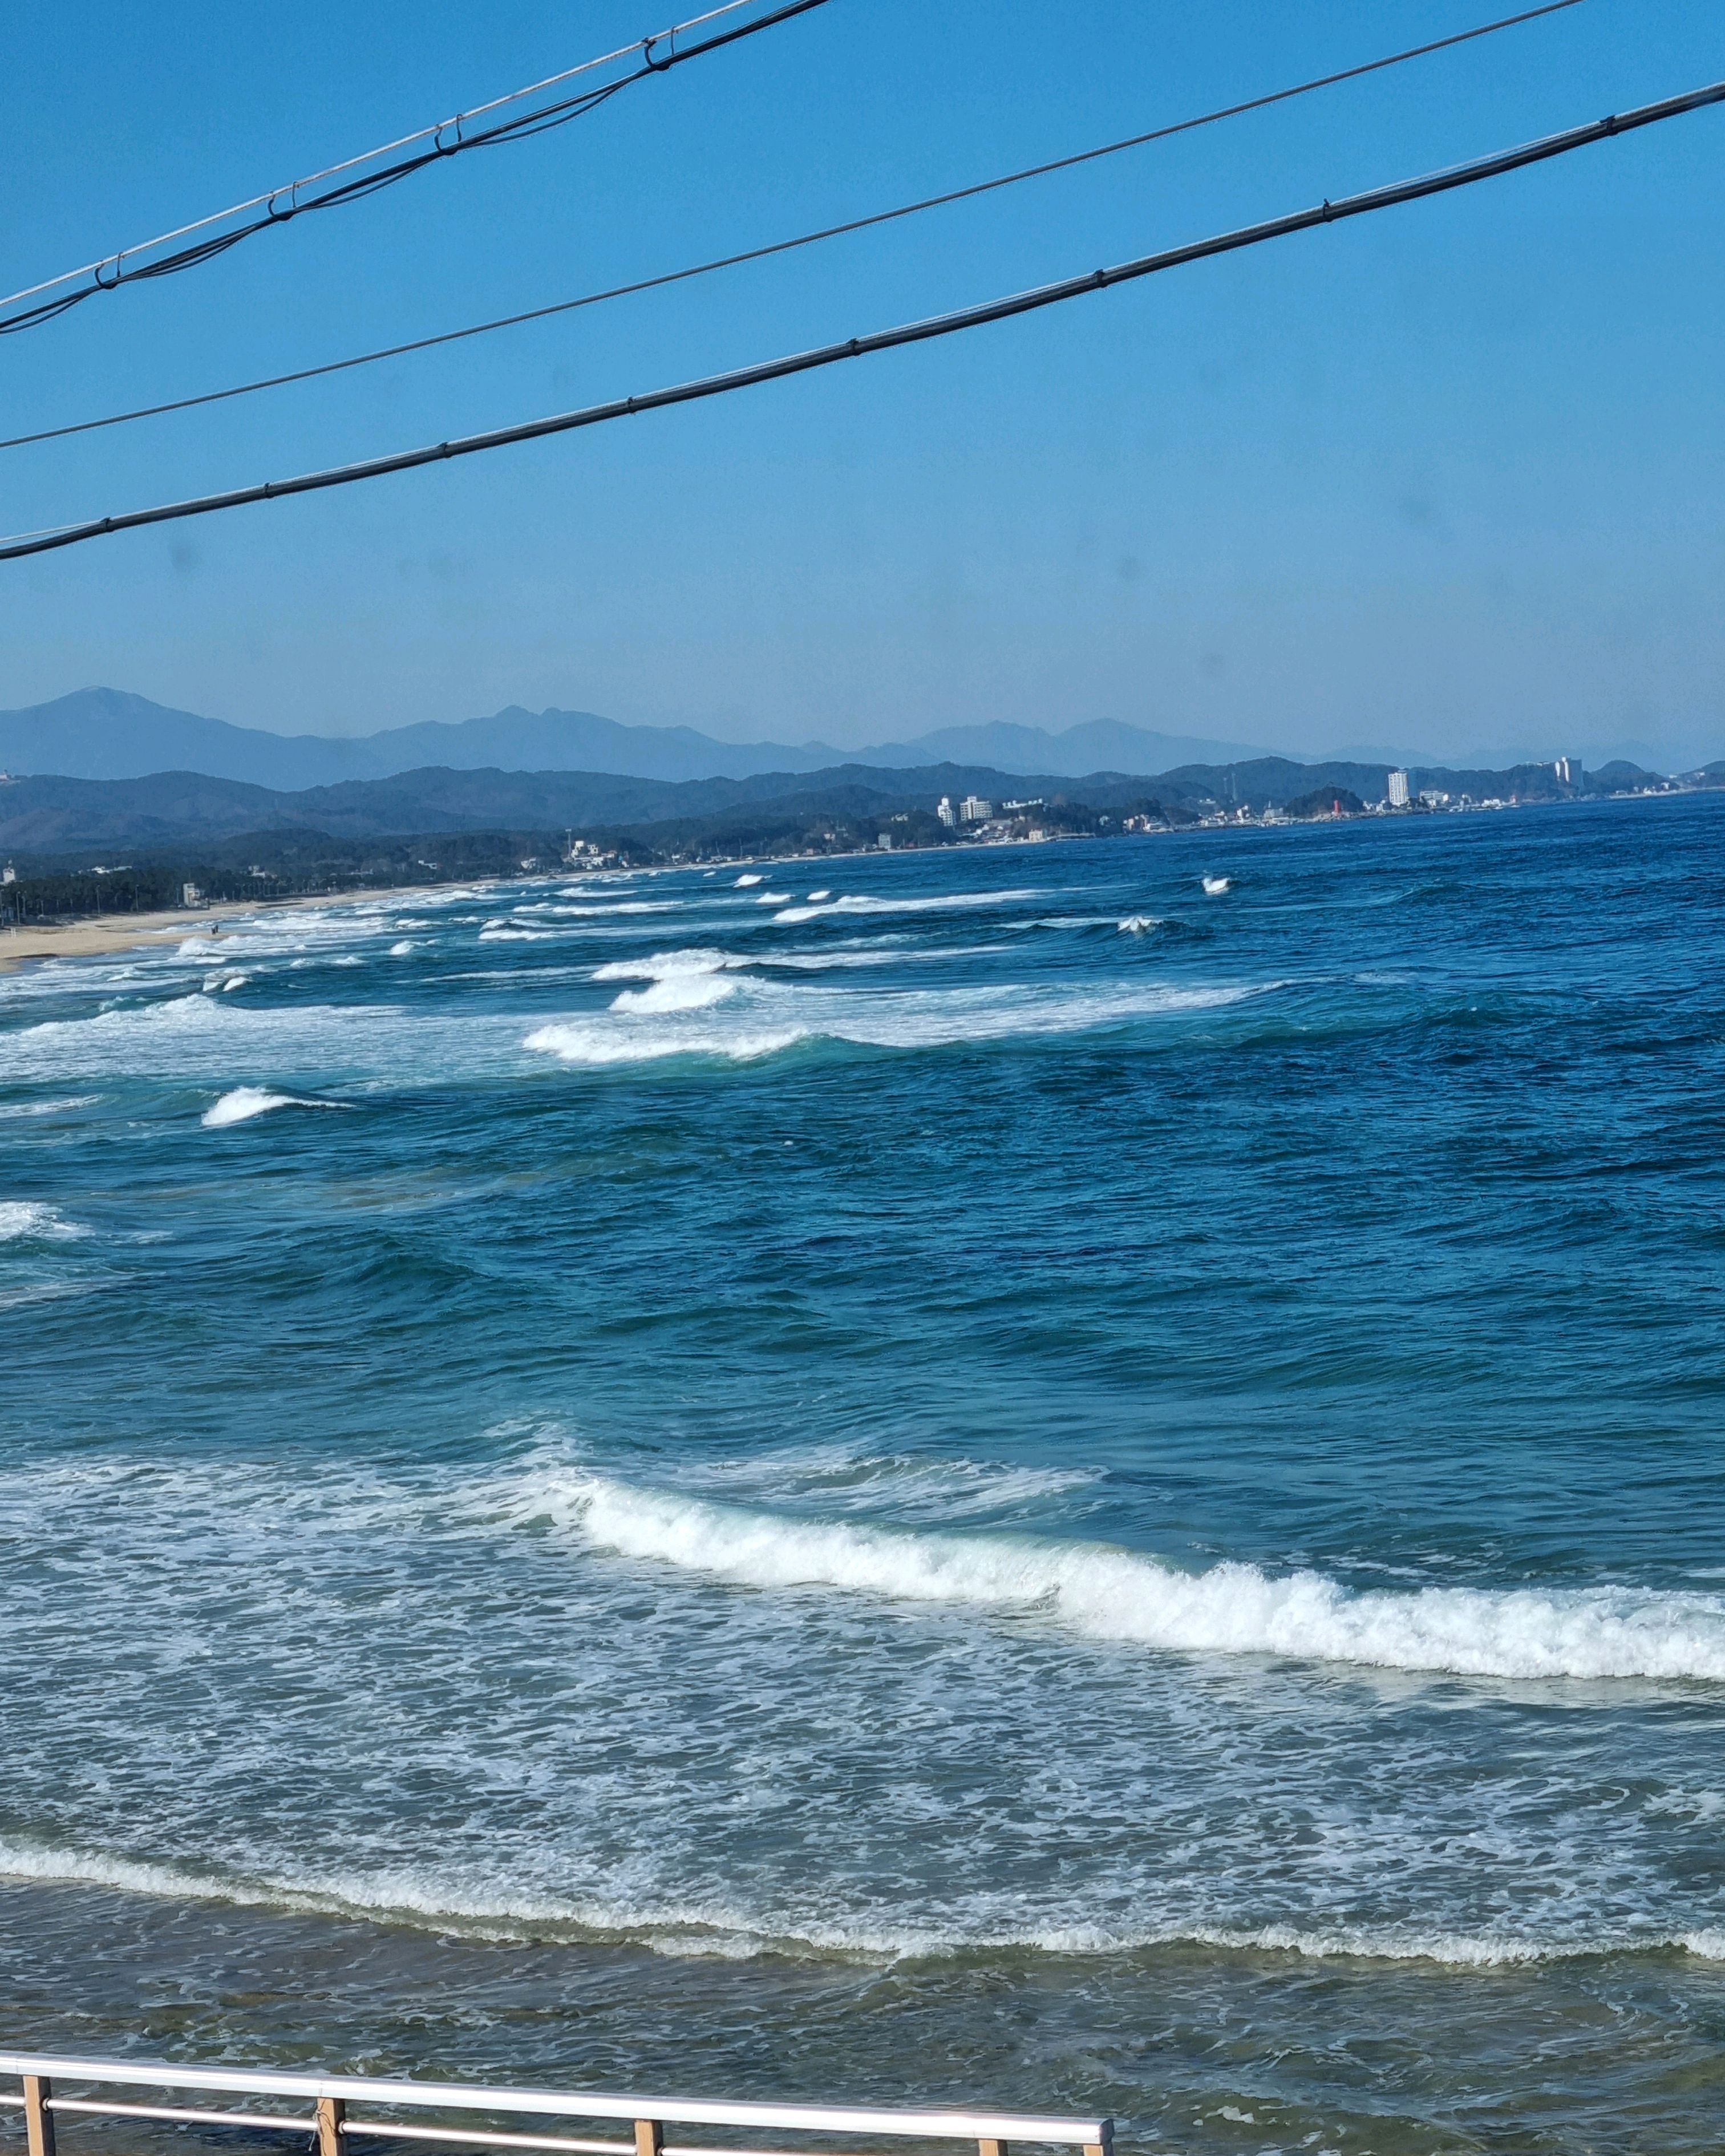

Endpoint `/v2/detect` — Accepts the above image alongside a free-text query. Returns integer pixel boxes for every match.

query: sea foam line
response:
[538,1474,1725,1683]
[0,1834,1719,1968]
[772,889,1035,925]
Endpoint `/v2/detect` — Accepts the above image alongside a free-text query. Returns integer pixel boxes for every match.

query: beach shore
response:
[0,886,451,974]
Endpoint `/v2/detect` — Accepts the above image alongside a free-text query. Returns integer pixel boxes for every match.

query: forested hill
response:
[0,752,1672,861]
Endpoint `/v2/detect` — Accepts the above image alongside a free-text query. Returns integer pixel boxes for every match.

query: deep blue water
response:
[3,795,1723,2151]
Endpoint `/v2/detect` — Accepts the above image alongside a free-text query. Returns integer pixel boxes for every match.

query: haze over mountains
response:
[0,688,1277,789]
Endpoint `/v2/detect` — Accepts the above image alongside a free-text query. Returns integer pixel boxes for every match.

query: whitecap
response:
[526,978,1263,1068]
[774,889,1035,925]
[609,972,739,1015]
[0,1201,90,1243]
[806,889,832,901]
[544,1473,1725,1684]
[200,1087,349,1129]
[389,941,416,956]
[735,873,764,887]
[1202,875,1232,895]
[0,1096,99,1120]
[525,1021,803,1067]
[1118,915,1162,934]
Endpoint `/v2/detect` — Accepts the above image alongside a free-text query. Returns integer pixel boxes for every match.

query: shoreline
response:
[0,881,485,976]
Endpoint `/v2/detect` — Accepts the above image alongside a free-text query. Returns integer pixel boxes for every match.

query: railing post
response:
[634,2120,663,2156]
[1084,2125,1113,2156]
[22,2077,56,2156]
[316,2096,347,2156]
[979,2139,1007,2156]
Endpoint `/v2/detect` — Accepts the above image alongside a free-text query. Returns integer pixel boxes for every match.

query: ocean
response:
[2,794,1723,2153]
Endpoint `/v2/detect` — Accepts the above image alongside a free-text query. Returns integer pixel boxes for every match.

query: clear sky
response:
[2,1,1721,765]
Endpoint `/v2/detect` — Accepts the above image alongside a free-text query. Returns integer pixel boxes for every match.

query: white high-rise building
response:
[1554,756,1582,787]
[1387,769,1410,808]
[936,796,957,828]
[959,795,993,823]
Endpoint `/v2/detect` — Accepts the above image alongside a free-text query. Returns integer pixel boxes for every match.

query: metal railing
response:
[0,2056,1112,2156]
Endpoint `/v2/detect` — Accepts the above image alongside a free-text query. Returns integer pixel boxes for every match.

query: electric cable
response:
[0,0,828,338]
[4,75,1719,564]
[1,0,1586,452]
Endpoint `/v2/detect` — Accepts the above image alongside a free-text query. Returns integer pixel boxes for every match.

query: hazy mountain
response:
[0,688,1281,789]
[847,718,1277,776]
[0,689,845,788]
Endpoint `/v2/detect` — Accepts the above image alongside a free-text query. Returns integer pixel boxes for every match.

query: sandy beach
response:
[0,885,467,974]
[0,898,324,974]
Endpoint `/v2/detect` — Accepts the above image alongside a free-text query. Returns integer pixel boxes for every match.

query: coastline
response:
[1,789,1699,979]
[0,883,465,976]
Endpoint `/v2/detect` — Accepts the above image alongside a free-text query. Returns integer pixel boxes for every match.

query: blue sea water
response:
[2,795,1724,2151]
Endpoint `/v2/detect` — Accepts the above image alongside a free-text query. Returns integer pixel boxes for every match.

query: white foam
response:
[0,1201,89,1242]
[774,889,1034,925]
[200,1087,348,1129]
[1118,915,1162,934]
[1,1827,1716,1968]
[522,902,682,917]
[548,1474,1725,1683]
[806,889,832,901]
[525,978,1260,1068]
[755,891,792,904]
[735,873,764,886]
[389,941,416,956]
[1202,874,1232,895]
[525,1020,803,1067]
[610,972,739,1015]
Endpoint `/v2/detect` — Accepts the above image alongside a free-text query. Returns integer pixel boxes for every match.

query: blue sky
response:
[2,0,1721,764]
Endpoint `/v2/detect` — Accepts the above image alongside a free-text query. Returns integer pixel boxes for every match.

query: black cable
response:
[5,76,1719,564]
[1,0,1588,452]
[0,0,828,339]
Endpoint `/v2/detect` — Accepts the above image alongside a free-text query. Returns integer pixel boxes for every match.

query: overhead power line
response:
[1,0,1587,453]
[4,76,1720,566]
[0,0,828,338]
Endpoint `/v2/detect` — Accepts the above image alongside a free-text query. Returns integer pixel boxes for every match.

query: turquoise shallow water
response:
[2,796,1724,2150]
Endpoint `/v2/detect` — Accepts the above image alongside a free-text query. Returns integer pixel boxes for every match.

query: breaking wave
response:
[527,960,1261,1067]
[0,1201,89,1242]
[201,1087,348,1129]
[772,889,1035,925]
[542,1473,1725,1683]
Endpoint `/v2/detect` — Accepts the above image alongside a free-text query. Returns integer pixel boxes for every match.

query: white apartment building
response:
[1387,769,1410,808]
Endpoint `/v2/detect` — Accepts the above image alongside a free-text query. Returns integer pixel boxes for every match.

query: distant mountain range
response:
[0,688,1279,789]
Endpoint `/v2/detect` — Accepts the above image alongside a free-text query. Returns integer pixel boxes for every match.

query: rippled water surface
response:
[3,798,1723,2151]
